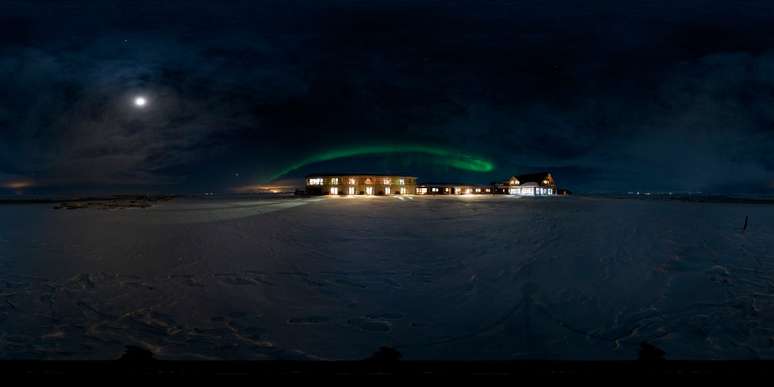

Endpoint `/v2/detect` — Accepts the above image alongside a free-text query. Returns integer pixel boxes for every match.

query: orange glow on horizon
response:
[231,183,297,194]
[3,180,34,191]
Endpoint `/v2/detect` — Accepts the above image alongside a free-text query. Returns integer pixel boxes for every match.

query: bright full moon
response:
[133,96,147,107]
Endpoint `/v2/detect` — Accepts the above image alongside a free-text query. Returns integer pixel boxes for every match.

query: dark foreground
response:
[2,195,774,361]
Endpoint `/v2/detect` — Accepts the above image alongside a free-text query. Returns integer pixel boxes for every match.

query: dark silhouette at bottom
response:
[638,341,665,361]
[118,346,156,362]
[365,346,402,362]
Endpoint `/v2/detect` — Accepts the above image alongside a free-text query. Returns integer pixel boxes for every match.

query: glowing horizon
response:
[265,145,495,182]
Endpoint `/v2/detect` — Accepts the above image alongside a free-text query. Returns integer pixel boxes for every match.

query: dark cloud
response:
[2,1,774,193]
[0,30,307,189]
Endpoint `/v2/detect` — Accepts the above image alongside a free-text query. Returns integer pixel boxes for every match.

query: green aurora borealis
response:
[266,145,494,182]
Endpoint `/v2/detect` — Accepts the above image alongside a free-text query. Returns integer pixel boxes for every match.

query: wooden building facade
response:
[305,174,417,196]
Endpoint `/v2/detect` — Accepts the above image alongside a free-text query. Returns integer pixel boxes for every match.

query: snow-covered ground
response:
[1,195,774,360]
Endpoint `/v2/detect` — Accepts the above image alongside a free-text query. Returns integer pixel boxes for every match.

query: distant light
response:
[4,180,33,191]
[134,96,147,107]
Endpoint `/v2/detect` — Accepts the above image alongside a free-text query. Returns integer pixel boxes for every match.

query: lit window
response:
[366,186,373,195]
[417,187,427,194]
[475,188,481,193]
[444,187,449,192]
[385,187,391,195]
[365,178,372,184]
[330,187,338,195]
[400,187,407,195]
[308,178,323,185]
[399,178,405,185]
[465,188,471,194]
[348,186,355,195]
[383,178,391,185]
[431,187,439,193]
[348,178,356,185]
[485,188,490,193]
[331,178,339,185]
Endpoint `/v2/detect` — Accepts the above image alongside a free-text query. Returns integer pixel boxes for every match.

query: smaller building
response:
[305,174,417,196]
[416,183,493,195]
[498,172,557,196]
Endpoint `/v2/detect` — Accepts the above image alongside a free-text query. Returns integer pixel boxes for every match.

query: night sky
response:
[2,0,774,195]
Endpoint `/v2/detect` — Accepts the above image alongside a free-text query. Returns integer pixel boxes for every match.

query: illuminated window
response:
[308,178,323,185]
[444,187,449,193]
[348,178,356,185]
[475,188,481,193]
[400,187,407,195]
[417,187,427,194]
[485,188,490,193]
[365,186,373,195]
[399,178,405,185]
[365,178,372,184]
[465,188,472,194]
[548,188,553,195]
[385,187,391,195]
[383,178,391,185]
[431,187,439,193]
[348,186,355,195]
[330,187,338,195]
[331,178,339,185]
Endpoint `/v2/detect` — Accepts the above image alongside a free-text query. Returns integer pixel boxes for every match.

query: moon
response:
[133,96,147,107]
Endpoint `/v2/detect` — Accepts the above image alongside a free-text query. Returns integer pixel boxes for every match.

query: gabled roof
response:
[514,172,552,184]
[418,182,490,187]
[305,173,416,178]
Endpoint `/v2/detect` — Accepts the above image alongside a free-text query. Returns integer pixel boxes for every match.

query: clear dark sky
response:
[2,0,774,194]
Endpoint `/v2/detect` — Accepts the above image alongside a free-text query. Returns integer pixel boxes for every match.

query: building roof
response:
[513,172,552,184]
[418,182,490,187]
[305,173,416,178]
